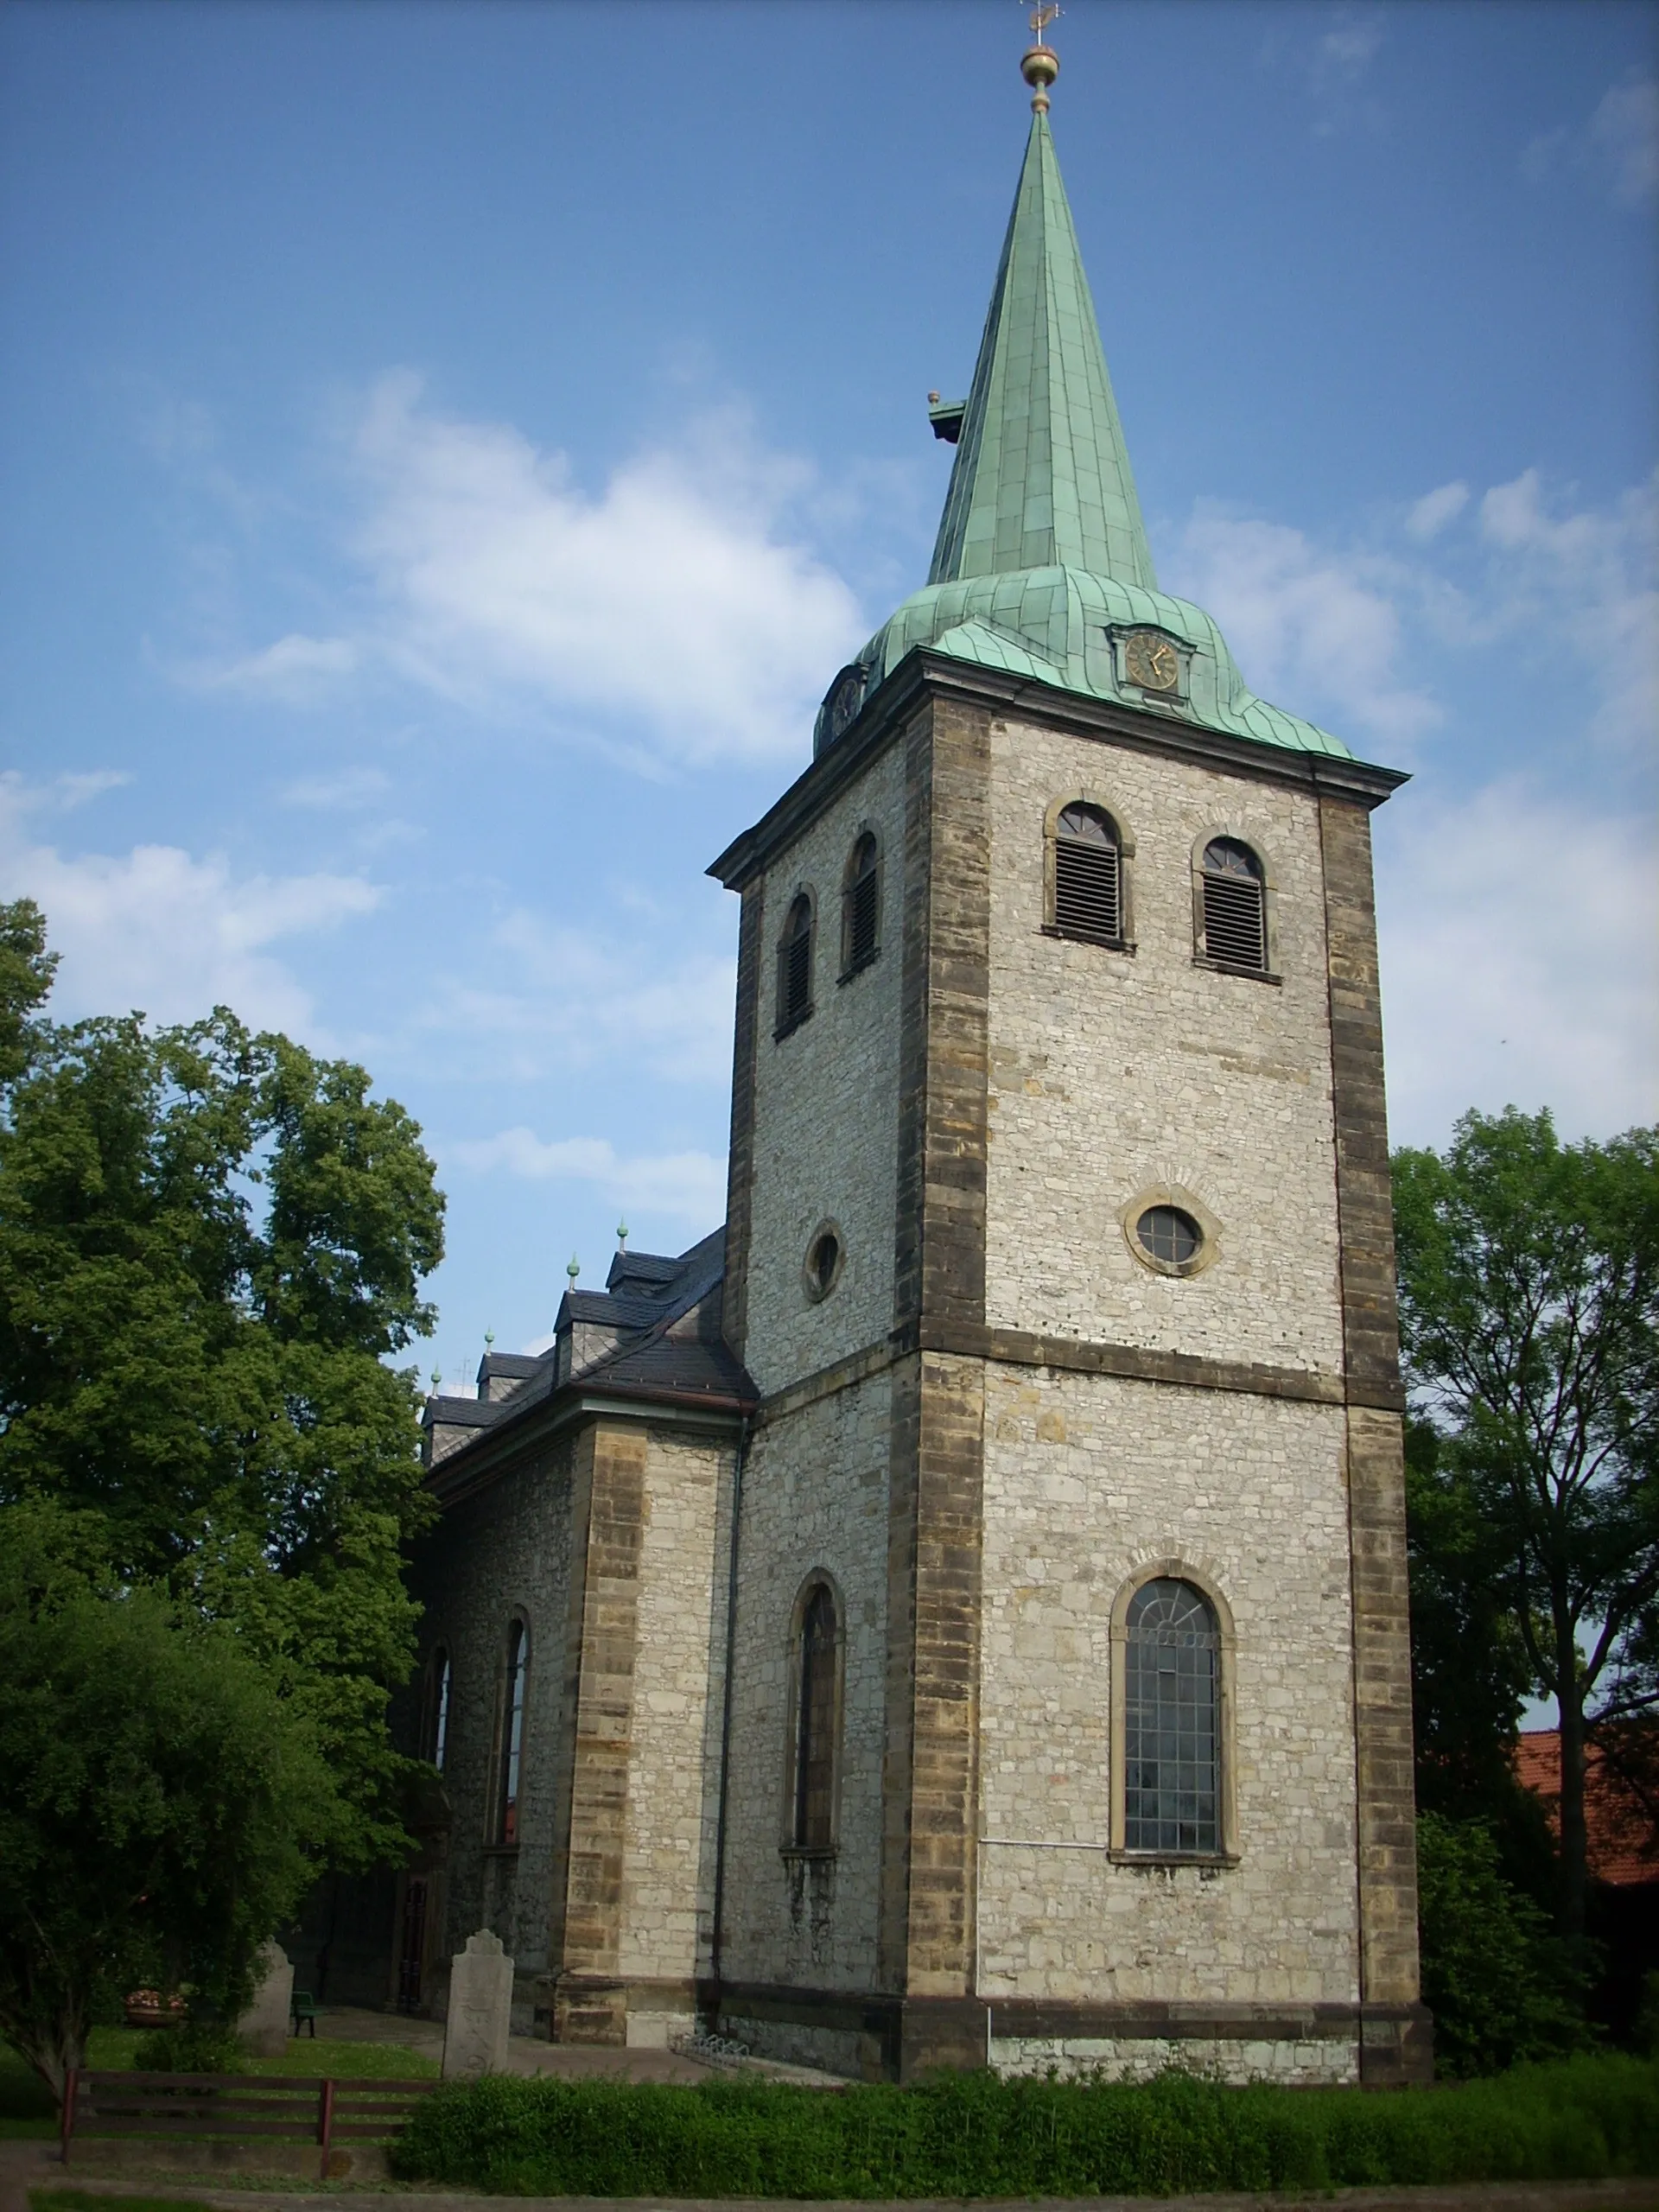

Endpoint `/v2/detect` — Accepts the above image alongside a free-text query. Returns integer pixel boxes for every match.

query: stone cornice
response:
[753,1317,1403,1426]
[427,1382,747,1510]
[708,646,1408,893]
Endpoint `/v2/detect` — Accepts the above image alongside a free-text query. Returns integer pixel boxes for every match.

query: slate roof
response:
[423,1227,753,1487]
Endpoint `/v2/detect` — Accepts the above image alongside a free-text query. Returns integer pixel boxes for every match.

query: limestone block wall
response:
[412,1439,575,2022]
[977,1363,1359,2011]
[984,716,1344,1374]
[719,1371,893,1999]
[742,738,906,1397]
[617,1431,734,2044]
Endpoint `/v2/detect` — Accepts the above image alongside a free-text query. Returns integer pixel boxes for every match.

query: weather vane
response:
[1021,3,1060,111]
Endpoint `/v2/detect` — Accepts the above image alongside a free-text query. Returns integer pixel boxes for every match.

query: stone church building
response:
[392,46,1430,2086]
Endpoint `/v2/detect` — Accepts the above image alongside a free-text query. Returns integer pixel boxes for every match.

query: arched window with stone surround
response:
[841,832,880,977]
[1122,1578,1221,1855]
[776,892,815,1038]
[423,1646,452,1774]
[790,1580,840,1852]
[1198,837,1268,972]
[495,1618,528,1846]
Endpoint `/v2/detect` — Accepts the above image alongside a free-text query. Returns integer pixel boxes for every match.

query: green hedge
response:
[391,2053,1659,2197]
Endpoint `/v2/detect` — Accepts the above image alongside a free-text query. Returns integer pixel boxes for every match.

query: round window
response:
[1136,1205,1201,1268]
[804,1225,843,1302]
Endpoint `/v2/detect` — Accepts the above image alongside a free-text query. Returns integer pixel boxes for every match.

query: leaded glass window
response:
[498,1620,526,1845]
[1123,1578,1220,1855]
[794,1584,837,1850]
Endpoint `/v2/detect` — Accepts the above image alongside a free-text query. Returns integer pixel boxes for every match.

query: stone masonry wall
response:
[411,1439,575,2027]
[742,735,906,1397]
[719,1370,893,1999]
[978,1364,1359,2014]
[617,1429,734,2044]
[984,715,1344,1375]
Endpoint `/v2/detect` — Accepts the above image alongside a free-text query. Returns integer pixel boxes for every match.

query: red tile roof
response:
[1515,1729,1659,1888]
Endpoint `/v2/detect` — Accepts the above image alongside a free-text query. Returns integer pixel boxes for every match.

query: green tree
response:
[1394,1109,1659,1942]
[0,900,446,1864]
[1415,1812,1591,2077]
[0,1500,336,2096]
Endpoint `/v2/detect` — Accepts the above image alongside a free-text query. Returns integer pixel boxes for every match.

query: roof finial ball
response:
[1022,2,1060,112]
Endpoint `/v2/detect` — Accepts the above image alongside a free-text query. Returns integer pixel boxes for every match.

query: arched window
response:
[1051,803,1123,946]
[1123,1578,1220,1855]
[423,1647,452,1773]
[792,1583,839,1851]
[496,1619,527,1845]
[776,893,815,1038]
[842,833,880,978]
[1199,838,1267,972]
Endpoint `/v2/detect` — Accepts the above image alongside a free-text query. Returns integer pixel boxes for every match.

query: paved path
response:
[4,2158,1657,2212]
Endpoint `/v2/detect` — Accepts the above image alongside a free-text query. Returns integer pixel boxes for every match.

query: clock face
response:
[1124,631,1179,694]
[826,666,864,739]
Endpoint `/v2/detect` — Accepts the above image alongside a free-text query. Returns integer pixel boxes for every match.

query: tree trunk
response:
[1556,1657,1590,1942]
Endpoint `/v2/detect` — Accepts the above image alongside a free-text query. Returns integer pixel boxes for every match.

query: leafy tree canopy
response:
[1394,1107,1659,1938]
[0,1497,338,2096]
[1414,1812,1592,2078]
[0,899,445,1866]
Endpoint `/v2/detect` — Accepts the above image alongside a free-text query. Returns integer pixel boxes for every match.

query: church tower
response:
[708,35,1429,2087]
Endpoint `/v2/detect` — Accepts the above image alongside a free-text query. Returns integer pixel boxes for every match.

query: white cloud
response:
[1168,464,1656,760]
[1591,77,1659,204]
[1474,466,1657,751]
[207,376,865,767]
[1525,75,1658,206]
[0,772,380,1033]
[416,905,734,1087]
[280,766,393,811]
[448,1126,725,1225]
[1170,508,1440,747]
[1313,10,1382,90]
[1376,781,1657,1148]
[191,632,361,702]
[1405,481,1469,543]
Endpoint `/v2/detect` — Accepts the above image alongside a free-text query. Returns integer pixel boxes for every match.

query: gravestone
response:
[442,1929,513,2079]
[239,1941,295,2058]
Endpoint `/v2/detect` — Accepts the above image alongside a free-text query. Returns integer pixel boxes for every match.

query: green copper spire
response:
[929,111,1156,594]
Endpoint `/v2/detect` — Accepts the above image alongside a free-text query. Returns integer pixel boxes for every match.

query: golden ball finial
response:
[1022,4,1060,110]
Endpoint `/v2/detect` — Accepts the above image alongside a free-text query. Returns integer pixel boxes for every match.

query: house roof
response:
[1516,1728,1659,1888]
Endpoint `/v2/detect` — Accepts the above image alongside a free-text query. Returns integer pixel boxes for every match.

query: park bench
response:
[60,2069,438,2180]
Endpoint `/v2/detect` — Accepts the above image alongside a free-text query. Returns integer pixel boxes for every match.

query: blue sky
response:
[2,0,1655,1388]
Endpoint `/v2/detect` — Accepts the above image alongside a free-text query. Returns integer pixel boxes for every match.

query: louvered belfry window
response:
[794,1584,837,1850]
[1200,838,1267,970]
[777,893,814,1036]
[1124,1578,1221,1855]
[843,834,879,976]
[1052,804,1122,944]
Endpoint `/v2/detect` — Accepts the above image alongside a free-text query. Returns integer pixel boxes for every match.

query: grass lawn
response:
[0,2025,439,2139]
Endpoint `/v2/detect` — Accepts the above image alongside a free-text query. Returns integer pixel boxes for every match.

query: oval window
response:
[805,1227,842,1301]
[1136,1205,1201,1268]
